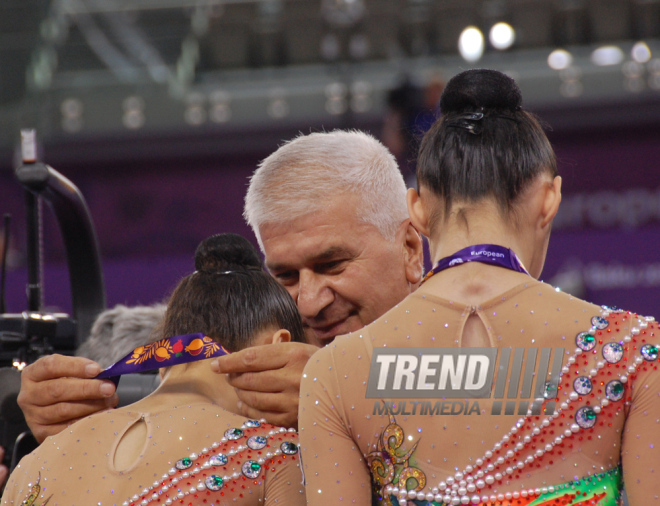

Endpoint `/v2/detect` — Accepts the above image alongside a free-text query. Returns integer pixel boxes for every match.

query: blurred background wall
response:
[1,0,659,319]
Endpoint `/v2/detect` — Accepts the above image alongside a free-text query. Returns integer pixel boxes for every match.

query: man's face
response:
[260,193,414,347]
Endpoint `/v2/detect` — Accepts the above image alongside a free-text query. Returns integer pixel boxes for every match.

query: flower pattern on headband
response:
[96,333,231,385]
[126,336,223,365]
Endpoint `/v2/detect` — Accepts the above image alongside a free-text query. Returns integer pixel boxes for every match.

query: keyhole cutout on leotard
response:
[460,310,492,348]
[113,417,148,472]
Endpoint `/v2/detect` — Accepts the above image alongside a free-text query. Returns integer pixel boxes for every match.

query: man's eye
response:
[275,271,298,282]
[317,260,345,273]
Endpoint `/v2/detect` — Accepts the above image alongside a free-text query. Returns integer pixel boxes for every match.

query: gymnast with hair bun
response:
[2,233,306,506]
[299,69,660,505]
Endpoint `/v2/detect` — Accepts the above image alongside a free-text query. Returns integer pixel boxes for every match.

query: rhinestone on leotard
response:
[242,460,262,479]
[576,332,596,351]
[247,435,267,450]
[605,380,625,402]
[281,441,299,455]
[591,316,609,329]
[175,457,193,470]
[205,475,224,491]
[602,343,624,364]
[208,454,228,467]
[575,406,597,429]
[573,376,593,395]
[641,344,659,361]
[244,420,261,428]
[224,428,244,440]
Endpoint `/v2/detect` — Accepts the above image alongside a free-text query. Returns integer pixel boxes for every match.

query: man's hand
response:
[17,354,119,443]
[211,342,318,429]
[0,446,7,489]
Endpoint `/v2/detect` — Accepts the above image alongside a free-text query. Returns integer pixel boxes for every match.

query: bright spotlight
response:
[13,360,27,371]
[591,46,624,66]
[489,22,515,50]
[458,26,485,62]
[631,42,652,63]
[548,49,573,70]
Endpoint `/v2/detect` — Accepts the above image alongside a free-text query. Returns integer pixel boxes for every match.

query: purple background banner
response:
[1,124,659,326]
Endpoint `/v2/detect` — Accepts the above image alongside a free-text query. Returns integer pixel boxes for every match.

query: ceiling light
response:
[489,22,515,50]
[548,49,573,70]
[458,26,485,62]
[631,42,652,64]
[591,46,624,66]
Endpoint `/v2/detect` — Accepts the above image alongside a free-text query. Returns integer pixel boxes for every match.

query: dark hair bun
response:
[194,233,263,272]
[440,69,522,114]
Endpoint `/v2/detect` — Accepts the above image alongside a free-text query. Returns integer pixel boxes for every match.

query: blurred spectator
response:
[0,446,7,490]
[76,304,166,369]
[381,75,444,185]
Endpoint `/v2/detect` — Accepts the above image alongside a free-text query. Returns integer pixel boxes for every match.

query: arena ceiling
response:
[1,0,659,158]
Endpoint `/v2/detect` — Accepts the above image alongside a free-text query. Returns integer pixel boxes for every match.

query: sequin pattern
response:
[299,280,660,505]
[2,408,304,506]
[123,422,299,506]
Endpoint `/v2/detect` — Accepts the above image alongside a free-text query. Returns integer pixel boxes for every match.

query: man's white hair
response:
[244,130,409,251]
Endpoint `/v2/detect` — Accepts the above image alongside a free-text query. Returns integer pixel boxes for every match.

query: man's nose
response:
[296,271,334,319]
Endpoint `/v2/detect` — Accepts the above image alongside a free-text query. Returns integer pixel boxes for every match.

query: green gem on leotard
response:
[242,460,262,479]
[641,344,659,361]
[281,441,298,455]
[175,457,193,470]
[575,332,596,351]
[543,382,557,399]
[224,428,244,440]
[575,406,597,429]
[606,380,625,402]
[205,475,224,491]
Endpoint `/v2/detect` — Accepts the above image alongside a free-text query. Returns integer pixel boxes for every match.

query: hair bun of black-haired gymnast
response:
[440,69,522,115]
[194,233,263,272]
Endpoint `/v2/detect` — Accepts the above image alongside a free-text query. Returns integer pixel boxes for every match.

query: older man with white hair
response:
[17,130,424,438]
[245,130,423,346]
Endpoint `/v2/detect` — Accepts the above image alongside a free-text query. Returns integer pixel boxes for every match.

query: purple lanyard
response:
[424,244,530,282]
[96,333,230,386]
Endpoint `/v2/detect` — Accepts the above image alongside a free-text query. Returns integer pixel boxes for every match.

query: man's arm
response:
[17,354,119,443]
[211,342,318,428]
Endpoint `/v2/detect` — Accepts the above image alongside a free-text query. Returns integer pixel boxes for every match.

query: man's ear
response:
[270,329,291,344]
[402,221,424,286]
[407,187,431,237]
[540,175,562,229]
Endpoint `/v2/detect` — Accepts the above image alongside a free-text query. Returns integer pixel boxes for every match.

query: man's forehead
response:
[259,196,384,269]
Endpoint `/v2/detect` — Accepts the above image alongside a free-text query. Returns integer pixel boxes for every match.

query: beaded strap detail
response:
[383,308,656,505]
[122,420,298,506]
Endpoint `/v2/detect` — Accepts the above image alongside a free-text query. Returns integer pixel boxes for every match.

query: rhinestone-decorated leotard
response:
[1,404,304,506]
[300,279,660,505]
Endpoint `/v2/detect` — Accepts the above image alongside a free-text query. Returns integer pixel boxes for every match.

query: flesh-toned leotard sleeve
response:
[620,319,660,504]
[299,337,373,504]
[262,430,306,505]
